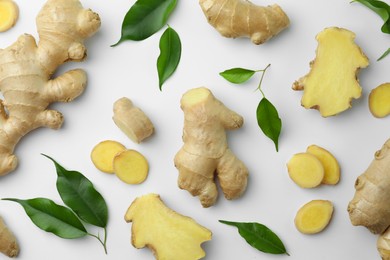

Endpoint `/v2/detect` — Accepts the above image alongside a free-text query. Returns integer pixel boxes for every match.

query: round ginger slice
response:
[0,0,18,32]
[295,200,334,234]
[113,149,148,184]
[306,145,340,185]
[91,140,126,174]
[369,83,390,118]
[287,153,324,188]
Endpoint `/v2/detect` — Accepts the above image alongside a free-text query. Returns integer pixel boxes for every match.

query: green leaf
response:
[256,98,282,152]
[112,0,177,45]
[219,68,257,84]
[3,198,87,239]
[219,220,288,255]
[352,0,390,33]
[43,154,108,228]
[157,26,182,90]
[378,47,390,60]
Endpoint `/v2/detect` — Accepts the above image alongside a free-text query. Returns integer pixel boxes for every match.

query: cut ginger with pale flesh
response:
[295,200,334,234]
[293,27,369,117]
[287,153,324,188]
[369,83,390,118]
[0,0,18,32]
[113,149,148,184]
[125,193,212,260]
[306,145,340,185]
[91,140,126,173]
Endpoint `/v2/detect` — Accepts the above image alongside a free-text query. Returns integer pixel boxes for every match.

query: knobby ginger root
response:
[125,193,212,260]
[369,83,390,118]
[113,149,149,184]
[199,0,289,45]
[0,0,18,32]
[306,145,340,185]
[295,200,334,234]
[0,216,18,258]
[0,0,100,176]
[293,27,369,117]
[91,140,126,173]
[287,153,324,188]
[113,97,154,143]
[174,87,248,207]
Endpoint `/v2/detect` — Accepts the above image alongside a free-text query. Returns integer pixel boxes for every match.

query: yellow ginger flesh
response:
[293,27,369,117]
[306,145,340,185]
[113,149,149,184]
[0,0,18,32]
[125,193,212,260]
[91,140,126,174]
[287,153,324,188]
[295,200,334,234]
[369,83,390,118]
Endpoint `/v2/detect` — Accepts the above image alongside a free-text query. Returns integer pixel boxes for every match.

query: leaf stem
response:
[88,228,108,254]
[255,64,271,97]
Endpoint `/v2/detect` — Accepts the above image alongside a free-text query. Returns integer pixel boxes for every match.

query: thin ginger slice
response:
[0,0,18,32]
[369,83,390,118]
[306,145,340,185]
[91,140,126,173]
[295,200,334,234]
[113,149,148,184]
[287,153,324,188]
[293,27,369,117]
[125,193,212,260]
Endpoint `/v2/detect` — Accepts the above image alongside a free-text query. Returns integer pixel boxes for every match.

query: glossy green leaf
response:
[256,98,282,152]
[219,220,288,255]
[378,47,390,60]
[157,26,182,90]
[3,198,87,239]
[353,0,390,33]
[43,154,108,228]
[112,0,177,45]
[219,68,257,84]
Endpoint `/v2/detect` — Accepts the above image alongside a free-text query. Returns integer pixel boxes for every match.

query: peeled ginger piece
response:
[287,153,324,188]
[369,83,390,118]
[91,140,126,173]
[0,0,18,32]
[295,200,334,234]
[113,149,148,184]
[306,145,340,185]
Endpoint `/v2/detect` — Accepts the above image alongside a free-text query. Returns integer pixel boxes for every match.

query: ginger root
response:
[113,149,149,184]
[0,0,100,176]
[125,193,212,260]
[287,153,324,188]
[294,200,334,234]
[0,0,18,32]
[293,27,369,117]
[174,87,248,207]
[0,216,18,258]
[199,0,289,45]
[369,83,390,118]
[91,140,126,174]
[113,97,154,143]
[306,145,340,185]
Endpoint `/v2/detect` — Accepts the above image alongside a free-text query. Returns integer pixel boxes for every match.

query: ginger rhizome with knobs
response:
[174,87,248,207]
[199,0,289,44]
[0,216,18,258]
[293,27,369,117]
[125,193,212,260]
[295,200,334,234]
[0,0,100,176]
[0,0,18,32]
[369,83,390,118]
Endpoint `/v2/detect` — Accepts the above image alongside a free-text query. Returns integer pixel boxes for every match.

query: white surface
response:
[0,0,388,259]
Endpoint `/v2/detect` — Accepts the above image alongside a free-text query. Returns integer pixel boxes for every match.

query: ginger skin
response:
[0,216,18,258]
[0,0,100,175]
[199,0,289,45]
[174,87,248,207]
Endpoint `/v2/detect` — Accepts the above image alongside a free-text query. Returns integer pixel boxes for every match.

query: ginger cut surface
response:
[125,193,212,260]
[0,216,18,258]
[295,200,334,234]
[369,83,390,118]
[287,153,324,188]
[0,0,18,32]
[113,149,149,184]
[174,87,248,207]
[199,0,289,45]
[306,145,340,185]
[293,27,369,117]
[91,140,126,174]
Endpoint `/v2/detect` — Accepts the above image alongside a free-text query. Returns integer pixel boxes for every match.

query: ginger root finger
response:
[287,153,324,188]
[199,0,289,45]
[306,145,340,185]
[113,149,149,184]
[125,193,212,260]
[0,216,19,258]
[378,227,390,260]
[369,83,390,118]
[0,0,18,32]
[294,200,334,234]
[91,140,126,174]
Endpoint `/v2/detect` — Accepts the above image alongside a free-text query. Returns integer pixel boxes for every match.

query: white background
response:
[0,0,389,259]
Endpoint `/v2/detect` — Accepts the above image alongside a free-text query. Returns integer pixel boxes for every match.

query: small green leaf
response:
[378,47,390,60]
[352,0,390,33]
[3,198,87,239]
[43,154,108,228]
[256,98,282,152]
[220,68,257,84]
[219,220,288,255]
[157,26,182,90]
[112,0,177,46]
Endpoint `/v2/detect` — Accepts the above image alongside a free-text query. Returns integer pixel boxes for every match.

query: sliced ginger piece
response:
[293,27,369,117]
[306,145,340,185]
[287,153,324,188]
[0,0,18,32]
[113,149,148,184]
[369,83,390,118]
[295,200,334,234]
[125,193,212,260]
[91,140,126,174]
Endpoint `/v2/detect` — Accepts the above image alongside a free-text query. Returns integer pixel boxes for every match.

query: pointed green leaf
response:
[352,0,390,33]
[220,68,256,84]
[157,26,182,90]
[112,0,177,45]
[378,47,390,60]
[219,220,288,255]
[256,98,282,152]
[42,154,108,228]
[3,198,87,239]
